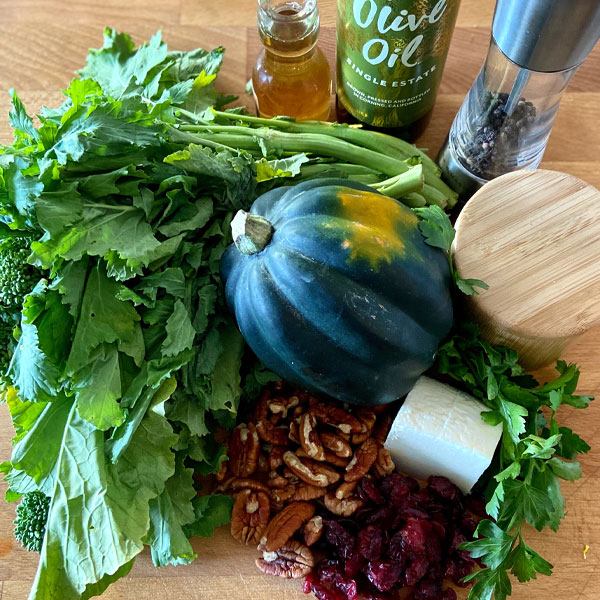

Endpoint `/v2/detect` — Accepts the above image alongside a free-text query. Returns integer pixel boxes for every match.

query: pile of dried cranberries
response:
[304,474,481,600]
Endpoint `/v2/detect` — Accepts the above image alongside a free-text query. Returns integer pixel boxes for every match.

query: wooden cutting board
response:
[0,1,599,599]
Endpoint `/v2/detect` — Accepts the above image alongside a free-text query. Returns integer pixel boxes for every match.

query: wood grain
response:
[453,170,600,368]
[1,0,599,598]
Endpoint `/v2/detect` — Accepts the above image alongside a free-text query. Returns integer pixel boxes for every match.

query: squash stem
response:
[231,210,274,255]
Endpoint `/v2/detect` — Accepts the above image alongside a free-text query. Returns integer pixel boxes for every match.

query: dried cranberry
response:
[413,577,442,600]
[460,514,478,537]
[318,560,344,585]
[413,487,436,506]
[429,518,446,540]
[427,476,463,502]
[387,530,404,562]
[335,577,358,600]
[358,476,385,504]
[464,493,486,517]
[365,506,394,529]
[439,589,458,600]
[344,551,366,578]
[380,473,417,503]
[450,530,470,561]
[424,530,442,563]
[306,580,344,600]
[399,518,428,556]
[303,573,317,593]
[404,556,429,586]
[362,594,393,600]
[446,556,475,587]
[325,520,356,559]
[365,560,403,592]
[398,506,430,521]
[357,526,383,561]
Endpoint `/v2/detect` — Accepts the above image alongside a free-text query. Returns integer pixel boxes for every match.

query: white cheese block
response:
[384,376,502,494]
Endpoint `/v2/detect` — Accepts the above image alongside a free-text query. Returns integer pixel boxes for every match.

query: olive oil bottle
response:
[336,0,461,140]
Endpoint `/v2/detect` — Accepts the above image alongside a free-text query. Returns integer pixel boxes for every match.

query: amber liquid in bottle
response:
[253,0,331,121]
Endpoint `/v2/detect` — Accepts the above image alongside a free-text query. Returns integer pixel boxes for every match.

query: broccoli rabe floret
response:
[14,490,50,553]
[0,236,40,310]
[0,315,16,383]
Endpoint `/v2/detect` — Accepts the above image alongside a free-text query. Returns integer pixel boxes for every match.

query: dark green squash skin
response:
[221,178,453,405]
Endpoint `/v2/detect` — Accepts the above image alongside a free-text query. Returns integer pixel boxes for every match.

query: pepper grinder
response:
[438,0,600,199]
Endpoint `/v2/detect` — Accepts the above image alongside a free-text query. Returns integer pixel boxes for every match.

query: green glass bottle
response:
[336,0,461,140]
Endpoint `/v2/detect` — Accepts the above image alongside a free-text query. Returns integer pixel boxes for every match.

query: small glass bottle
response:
[438,0,600,199]
[252,0,332,121]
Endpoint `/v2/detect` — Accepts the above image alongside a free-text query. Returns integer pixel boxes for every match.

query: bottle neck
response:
[258,0,320,58]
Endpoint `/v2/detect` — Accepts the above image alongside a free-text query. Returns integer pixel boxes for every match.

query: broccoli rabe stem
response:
[177,126,412,177]
[210,110,439,175]
[175,111,457,209]
[370,164,424,202]
[207,110,457,204]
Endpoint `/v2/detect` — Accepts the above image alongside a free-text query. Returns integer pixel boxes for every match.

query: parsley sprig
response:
[435,324,592,600]
[413,205,488,295]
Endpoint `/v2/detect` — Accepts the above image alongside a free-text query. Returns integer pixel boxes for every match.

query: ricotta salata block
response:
[384,376,502,494]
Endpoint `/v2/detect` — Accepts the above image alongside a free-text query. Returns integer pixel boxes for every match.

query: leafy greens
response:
[435,323,592,600]
[0,29,283,599]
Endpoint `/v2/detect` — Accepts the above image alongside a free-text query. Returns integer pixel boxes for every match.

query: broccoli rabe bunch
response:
[14,491,50,552]
[0,236,41,310]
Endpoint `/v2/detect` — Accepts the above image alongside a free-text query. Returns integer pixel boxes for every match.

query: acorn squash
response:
[220,178,453,405]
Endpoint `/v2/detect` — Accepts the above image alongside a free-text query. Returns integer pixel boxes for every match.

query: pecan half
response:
[253,389,271,423]
[320,431,353,458]
[313,404,362,434]
[215,457,229,482]
[345,438,379,482]
[283,451,341,487]
[267,471,289,489]
[335,480,358,500]
[231,489,270,545]
[268,446,286,471]
[229,423,260,477]
[263,501,315,551]
[289,420,300,444]
[269,395,300,419]
[291,483,326,502]
[256,540,314,579]
[256,421,289,447]
[282,467,301,485]
[296,447,350,469]
[352,408,376,444]
[324,492,365,517]
[257,452,269,473]
[303,516,323,547]
[221,477,271,495]
[271,484,296,505]
[372,412,394,445]
[299,411,325,461]
[372,447,395,478]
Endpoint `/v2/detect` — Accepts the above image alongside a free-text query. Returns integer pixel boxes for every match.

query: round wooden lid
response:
[453,169,600,340]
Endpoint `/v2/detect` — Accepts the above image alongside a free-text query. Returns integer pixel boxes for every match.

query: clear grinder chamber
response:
[438,0,600,199]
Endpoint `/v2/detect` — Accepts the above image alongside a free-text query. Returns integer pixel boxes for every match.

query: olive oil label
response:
[337,0,460,128]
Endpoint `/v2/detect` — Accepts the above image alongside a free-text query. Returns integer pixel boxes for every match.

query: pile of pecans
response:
[217,381,397,579]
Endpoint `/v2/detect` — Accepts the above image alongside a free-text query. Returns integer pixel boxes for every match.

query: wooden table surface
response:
[0,1,599,598]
